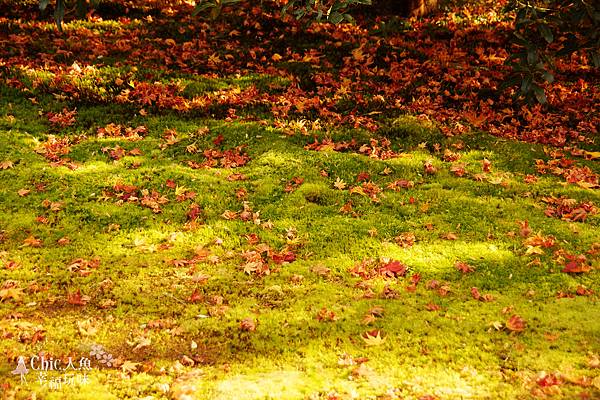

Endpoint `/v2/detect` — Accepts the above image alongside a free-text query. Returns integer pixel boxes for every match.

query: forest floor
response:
[0,0,599,399]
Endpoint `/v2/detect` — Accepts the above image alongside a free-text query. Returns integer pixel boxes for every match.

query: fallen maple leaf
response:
[463,111,487,127]
[0,160,15,169]
[367,306,384,317]
[517,220,531,237]
[562,260,591,274]
[311,264,331,277]
[442,232,458,240]
[471,287,494,302]
[23,236,42,247]
[455,261,475,273]
[482,158,492,173]
[132,336,151,352]
[47,108,77,128]
[0,287,24,302]
[583,151,600,160]
[240,317,256,332]
[333,177,347,190]
[227,173,247,181]
[213,134,224,146]
[536,372,562,387]
[350,363,373,379]
[17,189,30,197]
[525,245,544,256]
[426,280,440,290]
[386,179,414,191]
[395,232,415,248]
[316,307,337,322]
[443,149,461,162]
[337,353,369,366]
[356,171,370,182]
[506,314,526,333]
[3,260,21,270]
[66,289,89,306]
[576,286,594,296]
[121,360,140,373]
[362,314,376,325]
[221,210,238,220]
[450,163,466,177]
[423,159,437,175]
[576,181,600,189]
[437,285,451,297]
[187,288,203,303]
[379,260,408,278]
[361,330,386,346]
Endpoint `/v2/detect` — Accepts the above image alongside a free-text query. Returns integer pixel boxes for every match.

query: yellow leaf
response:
[362,314,377,325]
[333,178,346,190]
[272,53,282,62]
[361,330,386,346]
[349,186,366,196]
[490,321,503,331]
[583,151,600,160]
[0,287,24,302]
[525,245,544,255]
[463,111,487,127]
[208,53,221,65]
[576,181,600,189]
[23,236,42,247]
[175,185,189,197]
[132,337,151,352]
[121,360,139,373]
[0,160,14,170]
[352,47,365,62]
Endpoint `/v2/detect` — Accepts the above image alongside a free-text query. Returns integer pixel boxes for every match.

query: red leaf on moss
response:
[536,372,562,387]
[187,288,203,303]
[506,314,526,333]
[240,317,256,332]
[379,260,408,278]
[213,134,224,146]
[66,289,88,306]
[455,261,475,273]
[482,158,492,173]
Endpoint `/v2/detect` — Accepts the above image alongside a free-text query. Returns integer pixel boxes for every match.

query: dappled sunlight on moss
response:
[1,82,599,398]
[213,370,313,400]
[387,240,514,272]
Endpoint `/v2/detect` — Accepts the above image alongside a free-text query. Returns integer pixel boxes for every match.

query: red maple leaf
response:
[213,134,224,146]
[455,261,475,273]
[562,260,591,274]
[66,289,88,306]
[379,260,408,278]
[506,314,526,333]
[187,288,203,303]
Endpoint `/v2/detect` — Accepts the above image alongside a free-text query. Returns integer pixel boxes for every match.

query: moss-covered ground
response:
[0,1,599,399]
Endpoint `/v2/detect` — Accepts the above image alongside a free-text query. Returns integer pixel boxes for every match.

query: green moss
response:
[0,81,599,400]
